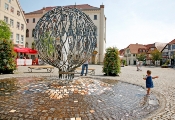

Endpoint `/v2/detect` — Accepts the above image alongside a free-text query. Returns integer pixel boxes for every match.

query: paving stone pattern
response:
[1,65,175,119]
[0,76,158,119]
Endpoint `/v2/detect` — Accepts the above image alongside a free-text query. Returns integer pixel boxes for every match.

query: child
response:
[143,70,158,95]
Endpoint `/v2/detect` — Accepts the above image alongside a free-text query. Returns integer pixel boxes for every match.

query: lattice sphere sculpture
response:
[34,6,97,72]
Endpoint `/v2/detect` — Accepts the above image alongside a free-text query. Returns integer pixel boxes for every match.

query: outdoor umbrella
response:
[14,47,29,53]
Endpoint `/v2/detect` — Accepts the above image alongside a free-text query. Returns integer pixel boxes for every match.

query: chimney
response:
[23,11,25,14]
[43,7,46,14]
[100,5,104,8]
[136,43,138,44]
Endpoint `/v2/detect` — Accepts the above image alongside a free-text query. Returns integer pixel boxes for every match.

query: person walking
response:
[139,61,142,71]
[80,59,89,76]
[136,60,140,71]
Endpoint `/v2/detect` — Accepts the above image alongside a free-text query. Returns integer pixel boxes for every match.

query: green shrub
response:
[0,39,17,74]
[122,59,126,66]
[0,20,16,74]
[103,47,121,76]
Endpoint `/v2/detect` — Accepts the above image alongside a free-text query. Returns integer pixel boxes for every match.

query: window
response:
[32,29,35,37]
[172,44,175,49]
[168,45,171,50]
[10,19,13,27]
[16,34,19,44]
[11,32,13,39]
[26,19,29,23]
[25,42,28,48]
[133,54,135,56]
[4,16,8,23]
[21,24,24,30]
[33,18,35,23]
[21,35,24,44]
[11,6,14,13]
[94,15,97,20]
[17,10,20,16]
[17,22,20,29]
[151,48,154,50]
[8,0,11,3]
[5,3,9,10]
[26,29,29,37]
[127,49,129,53]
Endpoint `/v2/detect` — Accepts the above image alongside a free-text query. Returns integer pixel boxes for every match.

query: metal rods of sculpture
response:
[34,6,97,79]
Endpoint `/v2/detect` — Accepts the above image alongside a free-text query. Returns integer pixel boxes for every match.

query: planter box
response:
[0,69,14,74]
[161,65,170,68]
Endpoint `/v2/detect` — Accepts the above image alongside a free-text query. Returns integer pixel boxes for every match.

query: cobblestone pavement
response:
[0,76,158,120]
[0,65,175,119]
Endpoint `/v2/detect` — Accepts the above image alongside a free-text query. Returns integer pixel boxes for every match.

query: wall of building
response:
[0,0,26,47]
[124,48,137,65]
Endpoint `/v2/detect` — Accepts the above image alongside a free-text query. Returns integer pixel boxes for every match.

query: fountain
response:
[34,6,97,80]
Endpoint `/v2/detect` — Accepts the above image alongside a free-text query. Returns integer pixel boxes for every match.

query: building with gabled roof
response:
[0,0,26,47]
[161,39,175,66]
[124,43,147,65]
[24,4,106,64]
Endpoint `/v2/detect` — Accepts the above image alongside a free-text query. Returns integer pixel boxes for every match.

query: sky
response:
[19,0,175,50]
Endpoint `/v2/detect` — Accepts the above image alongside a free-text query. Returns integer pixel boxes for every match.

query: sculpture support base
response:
[58,72,74,80]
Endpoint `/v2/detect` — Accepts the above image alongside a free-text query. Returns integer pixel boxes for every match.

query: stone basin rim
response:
[0,75,166,119]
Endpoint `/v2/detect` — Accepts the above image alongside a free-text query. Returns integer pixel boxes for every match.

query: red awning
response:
[14,47,29,53]
[14,47,37,54]
[29,49,37,54]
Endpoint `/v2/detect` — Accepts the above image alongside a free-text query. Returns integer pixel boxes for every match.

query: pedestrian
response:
[139,61,142,71]
[80,59,89,76]
[136,60,140,71]
[143,70,158,95]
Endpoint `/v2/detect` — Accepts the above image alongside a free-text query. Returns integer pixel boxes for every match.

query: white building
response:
[161,39,175,65]
[145,42,166,66]
[124,43,147,65]
[24,4,106,64]
[0,0,26,47]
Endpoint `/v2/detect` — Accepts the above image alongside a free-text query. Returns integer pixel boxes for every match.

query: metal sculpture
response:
[34,6,97,79]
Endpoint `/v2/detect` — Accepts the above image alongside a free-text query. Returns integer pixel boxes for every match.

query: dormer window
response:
[17,10,20,16]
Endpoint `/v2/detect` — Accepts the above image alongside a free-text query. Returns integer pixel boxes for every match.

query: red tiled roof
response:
[144,43,154,50]
[119,49,124,55]
[127,44,147,54]
[25,4,100,15]
[168,39,175,44]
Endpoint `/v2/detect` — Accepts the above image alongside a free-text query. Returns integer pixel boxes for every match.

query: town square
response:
[1,0,175,120]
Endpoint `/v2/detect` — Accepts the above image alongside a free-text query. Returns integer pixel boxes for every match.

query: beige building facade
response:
[0,0,26,47]
[24,4,106,64]
[124,44,147,65]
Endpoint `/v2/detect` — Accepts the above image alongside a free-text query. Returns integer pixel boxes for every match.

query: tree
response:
[0,20,11,40]
[0,40,17,74]
[0,20,16,74]
[137,53,146,61]
[150,49,162,66]
[40,32,55,56]
[103,47,121,76]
